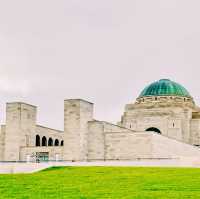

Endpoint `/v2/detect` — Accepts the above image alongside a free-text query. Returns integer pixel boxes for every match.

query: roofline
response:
[6,102,37,108]
[64,99,94,104]
[36,125,63,133]
[137,95,192,99]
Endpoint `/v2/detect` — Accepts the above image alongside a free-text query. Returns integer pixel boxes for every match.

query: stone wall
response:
[87,121,134,161]
[87,121,105,161]
[104,131,200,160]
[20,146,63,161]
[190,119,200,145]
[105,132,152,160]
[151,133,200,158]
[0,125,5,161]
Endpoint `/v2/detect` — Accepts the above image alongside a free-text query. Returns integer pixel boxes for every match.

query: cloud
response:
[0,77,30,94]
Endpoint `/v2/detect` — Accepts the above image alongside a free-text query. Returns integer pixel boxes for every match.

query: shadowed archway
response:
[42,136,47,146]
[48,138,53,146]
[55,139,59,146]
[146,127,161,134]
[36,135,40,146]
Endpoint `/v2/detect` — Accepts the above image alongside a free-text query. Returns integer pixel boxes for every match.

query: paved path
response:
[0,158,200,174]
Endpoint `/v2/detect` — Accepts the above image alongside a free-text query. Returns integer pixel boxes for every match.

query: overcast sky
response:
[0,0,200,130]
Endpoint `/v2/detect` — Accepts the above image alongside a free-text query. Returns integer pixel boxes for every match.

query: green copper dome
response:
[139,79,191,98]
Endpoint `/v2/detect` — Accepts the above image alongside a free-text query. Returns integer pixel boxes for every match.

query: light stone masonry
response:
[0,79,200,162]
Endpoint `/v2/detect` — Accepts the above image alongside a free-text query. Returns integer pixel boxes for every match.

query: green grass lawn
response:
[0,166,200,199]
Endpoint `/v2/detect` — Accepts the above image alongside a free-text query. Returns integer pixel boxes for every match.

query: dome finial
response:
[159,79,170,81]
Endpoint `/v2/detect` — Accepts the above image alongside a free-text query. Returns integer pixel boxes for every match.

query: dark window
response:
[36,135,40,146]
[146,127,161,134]
[55,139,59,146]
[48,138,53,146]
[61,140,64,146]
[42,136,47,146]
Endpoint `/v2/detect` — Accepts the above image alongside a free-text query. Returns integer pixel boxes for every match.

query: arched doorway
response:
[42,136,47,146]
[146,127,161,134]
[36,135,40,146]
[55,139,59,146]
[48,138,53,146]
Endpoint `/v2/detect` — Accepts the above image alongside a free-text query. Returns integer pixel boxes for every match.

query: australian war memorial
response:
[0,79,200,162]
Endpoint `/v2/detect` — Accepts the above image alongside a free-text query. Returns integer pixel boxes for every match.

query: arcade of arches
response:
[35,135,64,147]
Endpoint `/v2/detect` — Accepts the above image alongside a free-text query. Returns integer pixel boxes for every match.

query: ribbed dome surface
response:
[139,79,191,98]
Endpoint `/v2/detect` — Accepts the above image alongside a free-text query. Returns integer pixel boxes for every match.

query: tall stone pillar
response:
[182,109,192,144]
[64,99,93,161]
[4,102,37,161]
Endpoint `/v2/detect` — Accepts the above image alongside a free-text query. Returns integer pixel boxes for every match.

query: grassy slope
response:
[0,167,200,199]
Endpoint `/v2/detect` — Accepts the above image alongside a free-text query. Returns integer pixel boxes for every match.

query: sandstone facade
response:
[0,79,200,162]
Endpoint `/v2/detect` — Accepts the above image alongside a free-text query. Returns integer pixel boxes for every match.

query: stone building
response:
[0,79,200,162]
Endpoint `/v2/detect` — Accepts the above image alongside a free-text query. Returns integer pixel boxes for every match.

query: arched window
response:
[48,138,53,146]
[146,127,161,134]
[61,140,64,146]
[55,139,59,146]
[36,135,40,146]
[42,136,47,146]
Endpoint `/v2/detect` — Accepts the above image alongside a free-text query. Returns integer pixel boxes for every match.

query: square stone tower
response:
[4,102,37,161]
[64,99,93,161]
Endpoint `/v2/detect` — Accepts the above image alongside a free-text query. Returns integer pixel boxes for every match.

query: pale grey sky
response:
[0,0,200,130]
